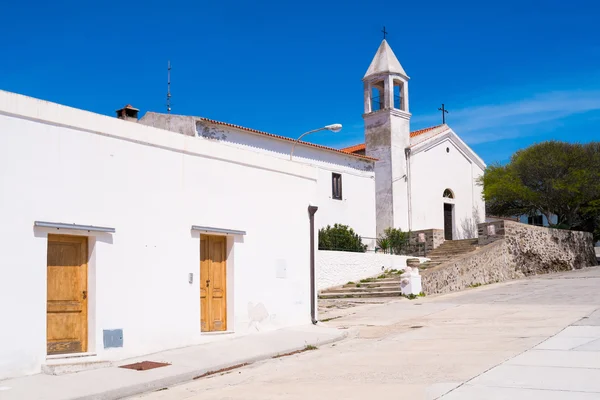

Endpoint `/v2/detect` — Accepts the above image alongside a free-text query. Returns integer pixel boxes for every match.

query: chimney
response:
[116,104,139,122]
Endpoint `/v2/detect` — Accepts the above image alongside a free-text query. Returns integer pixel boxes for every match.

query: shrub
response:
[318,224,367,253]
[376,237,390,253]
[377,227,410,255]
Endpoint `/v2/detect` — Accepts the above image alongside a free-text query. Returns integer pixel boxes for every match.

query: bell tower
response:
[362,39,411,236]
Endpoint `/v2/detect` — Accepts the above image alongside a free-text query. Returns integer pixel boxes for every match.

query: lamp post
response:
[290,124,342,160]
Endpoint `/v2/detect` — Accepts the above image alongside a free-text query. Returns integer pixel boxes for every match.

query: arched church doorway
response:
[443,189,454,240]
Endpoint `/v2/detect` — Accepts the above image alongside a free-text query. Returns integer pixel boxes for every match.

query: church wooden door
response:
[200,235,227,332]
[47,234,88,355]
[444,204,453,240]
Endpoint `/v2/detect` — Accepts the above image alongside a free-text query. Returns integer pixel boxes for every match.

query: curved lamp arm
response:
[289,124,342,161]
[290,128,326,161]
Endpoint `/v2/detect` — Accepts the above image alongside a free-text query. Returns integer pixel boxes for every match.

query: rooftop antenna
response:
[167,61,172,114]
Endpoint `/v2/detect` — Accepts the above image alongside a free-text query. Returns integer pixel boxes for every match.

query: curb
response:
[73,330,348,400]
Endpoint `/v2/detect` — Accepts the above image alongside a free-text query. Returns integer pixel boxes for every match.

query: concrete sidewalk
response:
[441,310,600,399]
[0,324,345,400]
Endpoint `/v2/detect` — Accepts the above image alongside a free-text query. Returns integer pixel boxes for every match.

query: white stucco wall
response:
[139,115,377,239]
[409,135,485,239]
[196,121,378,240]
[0,91,320,379]
[316,250,427,290]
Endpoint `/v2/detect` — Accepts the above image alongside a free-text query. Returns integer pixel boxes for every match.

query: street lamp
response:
[289,124,343,160]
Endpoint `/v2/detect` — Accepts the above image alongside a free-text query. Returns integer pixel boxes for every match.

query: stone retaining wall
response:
[422,221,597,294]
[409,229,445,251]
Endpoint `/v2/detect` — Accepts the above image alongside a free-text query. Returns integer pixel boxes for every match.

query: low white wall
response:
[316,250,427,290]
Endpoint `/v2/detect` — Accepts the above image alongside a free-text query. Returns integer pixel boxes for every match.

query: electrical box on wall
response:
[103,329,123,349]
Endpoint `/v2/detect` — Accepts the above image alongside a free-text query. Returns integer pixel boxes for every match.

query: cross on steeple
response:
[438,103,449,124]
[382,26,388,40]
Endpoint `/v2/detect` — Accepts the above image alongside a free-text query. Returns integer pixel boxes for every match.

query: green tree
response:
[481,141,600,240]
[318,224,367,252]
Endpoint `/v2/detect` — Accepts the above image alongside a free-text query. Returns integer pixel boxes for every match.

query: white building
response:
[0,91,341,379]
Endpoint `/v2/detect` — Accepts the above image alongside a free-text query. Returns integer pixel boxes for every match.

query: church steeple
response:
[362,39,412,236]
[363,39,410,115]
[363,39,408,79]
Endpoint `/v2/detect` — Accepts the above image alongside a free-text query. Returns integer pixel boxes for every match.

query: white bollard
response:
[400,266,422,296]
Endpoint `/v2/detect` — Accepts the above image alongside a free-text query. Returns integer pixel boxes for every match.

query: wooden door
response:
[444,203,453,240]
[200,235,227,332]
[47,234,88,355]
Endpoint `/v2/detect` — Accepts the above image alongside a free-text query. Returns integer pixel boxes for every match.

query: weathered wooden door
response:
[47,234,88,355]
[200,235,227,332]
[444,203,453,240]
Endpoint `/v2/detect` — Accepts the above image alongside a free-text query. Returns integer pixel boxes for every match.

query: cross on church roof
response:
[382,26,388,40]
[438,103,449,124]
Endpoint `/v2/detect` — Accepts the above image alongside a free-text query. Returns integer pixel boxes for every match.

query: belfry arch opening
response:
[393,80,405,111]
[370,80,385,111]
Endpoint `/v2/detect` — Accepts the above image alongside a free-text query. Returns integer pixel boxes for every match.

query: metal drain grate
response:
[119,361,170,371]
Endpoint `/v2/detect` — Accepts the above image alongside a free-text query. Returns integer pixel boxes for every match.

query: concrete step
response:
[322,286,400,294]
[422,263,449,267]
[352,278,401,284]
[427,255,471,260]
[318,290,403,299]
[42,358,111,375]
[353,281,401,288]
[428,251,473,256]
[433,245,477,251]
[435,243,477,248]
[372,277,401,282]
[427,250,476,257]
[428,254,471,260]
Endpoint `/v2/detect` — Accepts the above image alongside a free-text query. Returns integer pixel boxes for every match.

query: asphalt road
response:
[130,267,600,400]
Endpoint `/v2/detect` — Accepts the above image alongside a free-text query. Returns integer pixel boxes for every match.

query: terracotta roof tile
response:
[341,143,366,153]
[198,118,377,161]
[341,124,445,154]
[409,124,444,138]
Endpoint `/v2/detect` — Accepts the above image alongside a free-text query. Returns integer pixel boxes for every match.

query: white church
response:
[0,39,484,379]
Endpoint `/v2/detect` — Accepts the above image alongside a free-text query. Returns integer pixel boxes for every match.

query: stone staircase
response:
[420,238,479,269]
[318,275,403,299]
[318,239,480,299]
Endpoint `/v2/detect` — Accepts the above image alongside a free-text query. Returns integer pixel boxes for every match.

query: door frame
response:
[46,234,89,355]
[443,203,454,240]
[200,234,229,332]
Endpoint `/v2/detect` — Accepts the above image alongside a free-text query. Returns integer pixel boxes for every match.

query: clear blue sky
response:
[2,0,599,163]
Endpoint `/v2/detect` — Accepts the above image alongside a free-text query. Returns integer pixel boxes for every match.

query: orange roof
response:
[341,143,366,153]
[198,118,377,161]
[410,124,445,137]
[341,124,445,154]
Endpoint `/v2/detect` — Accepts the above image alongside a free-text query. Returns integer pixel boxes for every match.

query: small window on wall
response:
[332,173,342,200]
